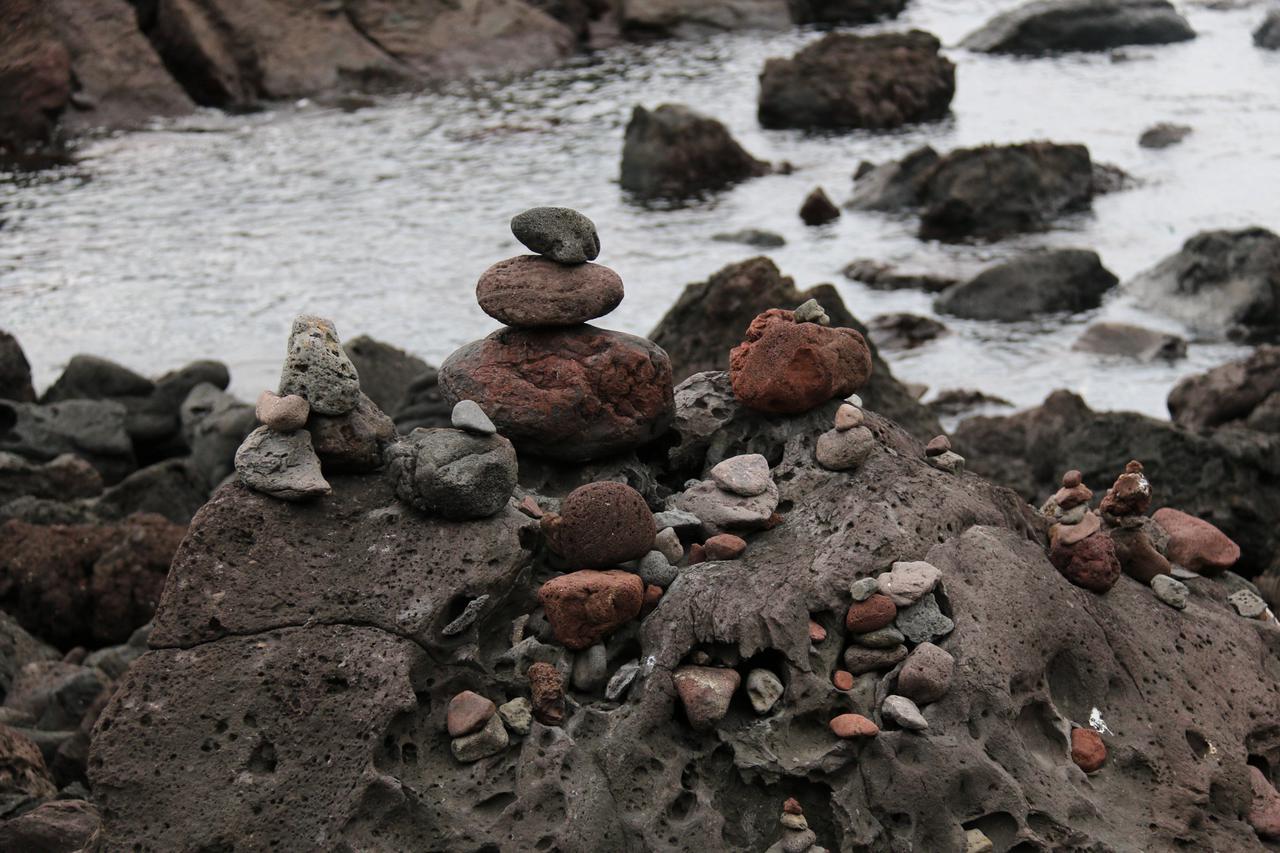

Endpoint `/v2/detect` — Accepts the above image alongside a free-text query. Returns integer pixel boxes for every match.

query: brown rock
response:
[895,642,953,705]
[783,797,803,815]
[832,670,854,691]
[1049,530,1122,593]
[799,187,840,226]
[527,661,565,726]
[808,619,827,644]
[307,392,396,473]
[1050,510,1100,547]
[0,722,57,802]
[843,643,909,674]
[1070,727,1106,773]
[1109,527,1172,584]
[829,713,879,738]
[925,435,951,457]
[845,594,897,633]
[703,533,746,561]
[0,798,100,852]
[834,403,863,430]
[672,665,740,731]
[1098,460,1151,518]
[1249,765,1280,840]
[0,330,37,402]
[537,570,644,650]
[446,690,496,737]
[730,309,872,414]
[439,325,675,461]
[255,391,309,431]
[687,542,706,565]
[0,0,71,151]
[476,256,624,327]
[1152,507,1240,574]
[642,583,663,615]
[542,482,656,567]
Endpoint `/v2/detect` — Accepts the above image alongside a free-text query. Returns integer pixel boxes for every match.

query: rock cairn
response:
[765,799,828,853]
[440,207,676,461]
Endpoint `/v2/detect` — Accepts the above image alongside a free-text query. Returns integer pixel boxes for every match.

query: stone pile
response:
[816,394,876,472]
[924,432,965,474]
[674,452,781,536]
[1044,468,1121,592]
[440,207,675,461]
[765,798,827,853]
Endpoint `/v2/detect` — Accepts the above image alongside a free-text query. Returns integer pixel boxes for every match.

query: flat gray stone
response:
[882,694,929,731]
[451,399,496,435]
[277,315,361,415]
[510,206,600,264]
[896,593,954,644]
[1151,575,1187,610]
[606,660,641,702]
[234,426,331,501]
[880,561,941,606]
[843,643,909,675]
[674,478,779,535]
[710,453,771,497]
[927,450,966,474]
[654,509,702,533]
[850,577,880,602]
[1229,589,1267,619]
[851,626,905,649]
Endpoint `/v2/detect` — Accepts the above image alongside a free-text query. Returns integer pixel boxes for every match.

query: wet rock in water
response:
[842,258,958,294]
[0,452,103,505]
[869,313,947,350]
[450,712,508,763]
[730,309,872,414]
[450,399,496,435]
[307,392,395,474]
[1167,344,1280,429]
[1126,227,1280,341]
[0,330,36,402]
[439,324,675,461]
[1152,507,1240,574]
[710,453,771,497]
[0,399,135,485]
[537,570,644,650]
[935,249,1117,321]
[829,712,878,738]
[386,427,517,520]
[542,481,656,566]
[846,147,944,213]
[277,315,361,416]
[344,335,432,415]
[799,187,840,225]
[1070,726,1106,773]
[790,0,907,25]
[1249,765,1280,839]
[1257,9,1280,50]
[618,0,793,39]
[41,354,152,404]
[255,391,309,431]
[673,665,740,730]
[745,667,784,714]
[476,256,624,326]
[446,690,496,737]
[234,426,331,501]
[1139,121,1192,149]
[758,31,955,130]
[1073,322,1186,360]
[928,388,1014,417]
[882,695,928,731]
[712,229,786,248]
[895,642,954,705]
[962,0,1196,54]
[620,103,769,198]
[0,797,100,851]
[510,206,600,264]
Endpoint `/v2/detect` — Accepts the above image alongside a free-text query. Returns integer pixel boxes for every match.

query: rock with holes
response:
[527,661,566,726]
[387,427,517,520]
[542,481,656,567]
[510,207,600,265]
[1229,590,1267,619]
[896,642,953,705]
[673,665,741,731]
[1150,574,1187,610]
[277,315,361,416]
[845,594,896,633]
[830,712,879,738]
[307,392,396,473]
[895,593,954,644]
[537,570,645,650]
[1249,765,1280,839]
[1050,530,1122,593]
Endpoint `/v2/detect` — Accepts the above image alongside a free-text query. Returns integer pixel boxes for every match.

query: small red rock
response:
[537,570,645,650]
[642,583,663,616]
[476,255,624,327]
[703,533,747,560]
[517,495,544,518]
[1098,459,1151,518]
[688,543,706,565]
[845,594,897,633]
[808,620,827,643]
[1052,469,1093,509]
[527,662,565,726]
[830,713,879,738]
[1152,507,1241,574]
[1049,531,1122,593]
[446,690,496,737]
[1063,469,1083,488]
[1110,527,1172,584]
[833,670,854,690]
[673,665,741,732]
[783,797,803,815]
[925,435,951,457]
[1070,727,1106,773]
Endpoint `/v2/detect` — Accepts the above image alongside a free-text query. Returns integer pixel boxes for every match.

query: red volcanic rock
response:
[1051,510,1100,547]
[832,670,854,691]
[527,662,565,726]
[1099,460,1151,518]
[1052,469,1093,509]
[1152,507,1241,574]
[439,325,675,461]
[542,482,656,567]
[642,583,663,616]
[729,309,872,414]
[808,620,827,643]
[446,691,496,737]
[476,256,624,327]
[672,665,741,731]
[1049,531,1122,593]
[703,533,747,561]
[537,570,644,650]
[830,713,879,738]
[1070,727,1106,773]
[845,594,897,633]
[783,798,803,815]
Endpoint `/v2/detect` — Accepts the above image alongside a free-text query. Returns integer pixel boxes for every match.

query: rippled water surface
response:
[2,1,1277,417]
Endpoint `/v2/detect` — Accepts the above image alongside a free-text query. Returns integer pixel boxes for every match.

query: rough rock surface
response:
[439,325,675,461]
[962,0,1196,54]
[758,31,955,131]
[934,249,1118,321]
[619,0,793,38]
[307,392,396,474]
[620,104,769,198]
[476,256,623,326]
[234,426,331,501]
[543,482,656,567]
[0,0,71,153]
[0,399,135,485]
[0,331,36,403]
[1167,344,1280,429]
[790,0,907,25]
[344,335,432,415]
[277,315,361,416]
[510,207,600,265]
[386,428,517,520]
[729,309,872,414]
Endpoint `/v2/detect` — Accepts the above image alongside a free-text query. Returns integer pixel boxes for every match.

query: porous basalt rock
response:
[388,427,518,520]
[510,207,600,265]
[277,315,361,416]
[542,482,656,567]
[537,570,645,650]
[730,309,872,414]
[234,426,331,501]
[307,391,396,473]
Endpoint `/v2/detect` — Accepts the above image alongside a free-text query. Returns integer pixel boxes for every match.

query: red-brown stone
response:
[1109,527,1172,584]
[845,594,897,633]
[783,797,803,815]
[537,570,644,650]
[703,533,747,560]
[832,670,854,690]
[446,690,496,737]
[672,665,741,731]
[542,482,656,567]
[729,309,872,414]
[830,713,879,738]
[1099,460,1151,518]
[527,662,565,726]
[808,619,827,643]
[1152,507,1241,574]
[476,256,624,327]
[1070,727,1106,773]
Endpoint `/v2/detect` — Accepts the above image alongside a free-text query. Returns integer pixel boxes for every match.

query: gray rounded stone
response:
[572,643,608,693]
[655,527,684,564]
[233,426,331,501]
[746,668,784,714]
[815,425,875,471]
[850,576,880,602]
[851,626,905,648]
[497,697,532,735]
[882,694,929,731]
[1150,575,1187,610]
[277,315,361,415]
[638,551,678,587]
[709,453,771,497]
[451,399,496,435]
[387,427,517,520]
[510,207,600,264]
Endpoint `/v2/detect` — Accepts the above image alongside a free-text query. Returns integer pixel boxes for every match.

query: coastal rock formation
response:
[758,31,955,131]
[1073,322,1187,361]
[620,104,769,198]
[0,332,36,403]
[1167,344,1280,429]
[962,0,1196,54]
[934,249,1118,321]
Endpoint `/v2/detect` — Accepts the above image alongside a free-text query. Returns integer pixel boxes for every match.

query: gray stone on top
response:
[234,426,331,502]
[510,207,600,264]
[278,315,361,416]
[386,427,517,520]
[451,399,496,435]
[709,453,771,497]
[895,593,954,644]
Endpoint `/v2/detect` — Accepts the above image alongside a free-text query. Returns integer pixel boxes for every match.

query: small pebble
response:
[808,620,827,644]
[830,713,879,738]
[1071,726,1106,773]
[1230,589,1267,619]
[655,527,683,563]
[832,670,854,690]
[845,393,863,407]
[924,435,951,457]
[815,425,876,471]
[895,593,954,644]
[851,626,905,648]
[703,533,747,560]
[849,576,880,602]
[746,668,784,714]
[1151,575,1188,610]
[497,697,532,735]
[638,550,678,587]
[834,403,864,431]
[446,690,496,737]
[965,828,994,853]
[572,643,608,693]
[879,561,941,606]
[843,644,908,674]
[794,297,831,324]
[510,206,601,264]
[845,594,897,633]
[517,495,544,518]
[710,453,771,497]
[441,595,490,636]
[451,399,496,435]
[927,450,966,474]
[255,390,309,431]
[881,695,928,731]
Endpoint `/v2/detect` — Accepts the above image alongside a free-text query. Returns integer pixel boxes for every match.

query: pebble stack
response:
[440,208,675,461]
[764,799,828,853]
[815,394,876,472]
[924,433,965,474]
[1043,468,1121,593]
[674,452,780,536]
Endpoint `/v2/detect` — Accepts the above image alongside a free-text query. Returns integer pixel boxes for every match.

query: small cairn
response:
[674,452,780,536]
[439,207,675,462]
[1098,460,1174,584]
[765,798,827,853]
[816,392,876,472]
[1044,469,1121,593]
[924,433,965,474]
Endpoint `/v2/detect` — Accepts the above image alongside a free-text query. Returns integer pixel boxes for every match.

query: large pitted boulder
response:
[0,331,37,402]
[758,31,955,131]
[387,427,517,520]
[439,325,675,461]
[1126,227,1280,341]
[962,0,1195,54]
[934,249,1118,321]
[0,722,57,804]
[476,256,623,326]
[620,103,769,198]
[729,309,872,414]
[650,256,941,439]
[1167,345,1280,430]
[537,569,645,649]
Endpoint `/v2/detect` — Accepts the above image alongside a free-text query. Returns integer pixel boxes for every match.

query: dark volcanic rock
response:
[510,206,600,264]
[620,104,769,198]
[307,392,396,474]
[393,367,454,434]
[386,427,518,520]
[962,0,1196,54]
[790,0,907,25]
[0,798,100,852]
[1126,227,1280,341]
[0,722,57,807]
[543,481,656,567]
[0,1,70,154]
[799,187,840,226]
[0,453,103,506]
[439,325,675,462]
[842,258,958,294]
[649,256,942,439]
[180,383,256,489]
[927,389,1014,418]
[42,355,153,405]
[1167,345,1280,429]
[953,389,1280,575]
[1073,322,1186,361]
[1258,9,1280,50]
[344,335,432,415]
[0,399,135,485]
[868,313,948,350]
[0,331,36,403]
[1138,122,1191,149]
[758,31,955,131]
[934,249,1118,321]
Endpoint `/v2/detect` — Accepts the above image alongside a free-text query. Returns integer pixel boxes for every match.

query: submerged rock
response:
[620,103,769,198]
[1258,9,1280,50]
[935,249,1118,321]
[1073,322,1186,360]
[962,0,1195,54]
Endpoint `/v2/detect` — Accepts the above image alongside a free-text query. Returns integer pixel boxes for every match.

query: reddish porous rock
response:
[439,325,675,461]
[527,662,565,726]
[808,620,827,643]
[542,482,656,567]
[833,670,854,691]
[1049,531,1122,593]
[1249,766,1280,840]
[476,256,624,327]
[1099,460,1151,518]
[830,713,879,738]
[703,533,747,560]
[729,309,872,414]
[1152,507,1241,574]
[1052,469,1093,509]
[537,570,645,650]
[845,594,897,633]
[1070,727,1106,773]
[925,435,951,457]
[673,665,741,731]
[446,691,496,737]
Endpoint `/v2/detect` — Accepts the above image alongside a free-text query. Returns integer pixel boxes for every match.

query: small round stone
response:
[832,670,854,690]
[674,665,741,731]
[882,695,928,731]
[543,481,657,567]
[450,713,508,763]
[845,594,896,633]
[510,206,600,264]
[816,425,876,471]
[746,668,784,714]
[446,690,496,737]
[1152,507,1241,574]
[537,570,644,650]
[451,399,496,435]
[783,798,803,815]
[843,644,908,674]
[830,713,879,738]
[834,403,864,431]
[655,527,684,563]
[1229,589,1267,619]
[710,453,771,497]
[808,620,827,643]
[1063,469,1083,488]
[476,256,622,327]
[1151,575,1188,610]
[880,561,941,606]
[1071,727,1106,773]
[255,390,309,431]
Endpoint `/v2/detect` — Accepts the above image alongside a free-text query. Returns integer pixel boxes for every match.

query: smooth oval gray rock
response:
[451,399,496,435]
[233,426,331,501]
[709,453,770,497]
[278,315,361,415]
[510,207,600,264]
[1150,575,1187,610]
[882,694,929,731]
[387,427,517,520]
